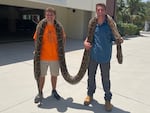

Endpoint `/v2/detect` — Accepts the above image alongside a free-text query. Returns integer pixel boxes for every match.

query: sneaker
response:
[105,101,113,112]
[34,93,43,103]
[52,90,61,100]
[84,95,93,106]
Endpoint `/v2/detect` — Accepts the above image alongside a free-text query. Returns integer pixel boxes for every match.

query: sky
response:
[141,0,149,2]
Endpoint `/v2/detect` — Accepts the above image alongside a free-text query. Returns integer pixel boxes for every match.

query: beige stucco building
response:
[0,0,116,42]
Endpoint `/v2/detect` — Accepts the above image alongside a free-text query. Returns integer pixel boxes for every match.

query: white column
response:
[144,21,149,31]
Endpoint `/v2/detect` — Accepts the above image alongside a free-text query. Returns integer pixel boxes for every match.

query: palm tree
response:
[117,0,146,28]
[116,0,147,34]
[145,1,150,21]
[126,0,145,25]
[116,0,130,22]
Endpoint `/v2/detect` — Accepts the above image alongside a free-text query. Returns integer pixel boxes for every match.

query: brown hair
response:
[45,7,56,15]
[96,3,106,10]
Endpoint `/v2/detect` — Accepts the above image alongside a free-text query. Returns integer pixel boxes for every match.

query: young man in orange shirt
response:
[33,7,66,103]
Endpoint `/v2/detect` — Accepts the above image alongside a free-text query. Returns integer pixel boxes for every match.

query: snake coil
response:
[34,15,123,85]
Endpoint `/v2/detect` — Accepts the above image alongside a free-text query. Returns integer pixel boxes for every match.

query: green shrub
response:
[117,22,140,36]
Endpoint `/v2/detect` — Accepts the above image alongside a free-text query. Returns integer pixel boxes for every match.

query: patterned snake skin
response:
[34,15,123,84]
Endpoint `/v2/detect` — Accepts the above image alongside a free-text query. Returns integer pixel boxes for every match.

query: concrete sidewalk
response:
[0,33,150,113]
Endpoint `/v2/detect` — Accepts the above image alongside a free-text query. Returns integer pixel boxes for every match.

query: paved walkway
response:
[0,32,150,113]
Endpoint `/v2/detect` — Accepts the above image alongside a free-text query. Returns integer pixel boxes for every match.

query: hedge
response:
[117,22,140,36]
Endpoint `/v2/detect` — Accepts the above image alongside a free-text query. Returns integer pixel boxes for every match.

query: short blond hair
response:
[96,3,106,10]
[45,7,56,15]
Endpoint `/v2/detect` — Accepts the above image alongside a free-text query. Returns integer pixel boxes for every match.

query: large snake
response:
[34,15,123,85]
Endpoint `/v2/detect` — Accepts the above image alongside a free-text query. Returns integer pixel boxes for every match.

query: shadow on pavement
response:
[0,41,34,66]
[65,39,84,52]
[0,39,84,66]
[37,96,130,113]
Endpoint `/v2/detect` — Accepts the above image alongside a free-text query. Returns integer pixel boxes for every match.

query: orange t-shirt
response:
[33,24,59,61]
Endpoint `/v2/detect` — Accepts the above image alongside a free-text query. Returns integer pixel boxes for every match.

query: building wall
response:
[0,0,106,11]
[47,6,91,39]
[64,9,91,39]
[0,0,117,41]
